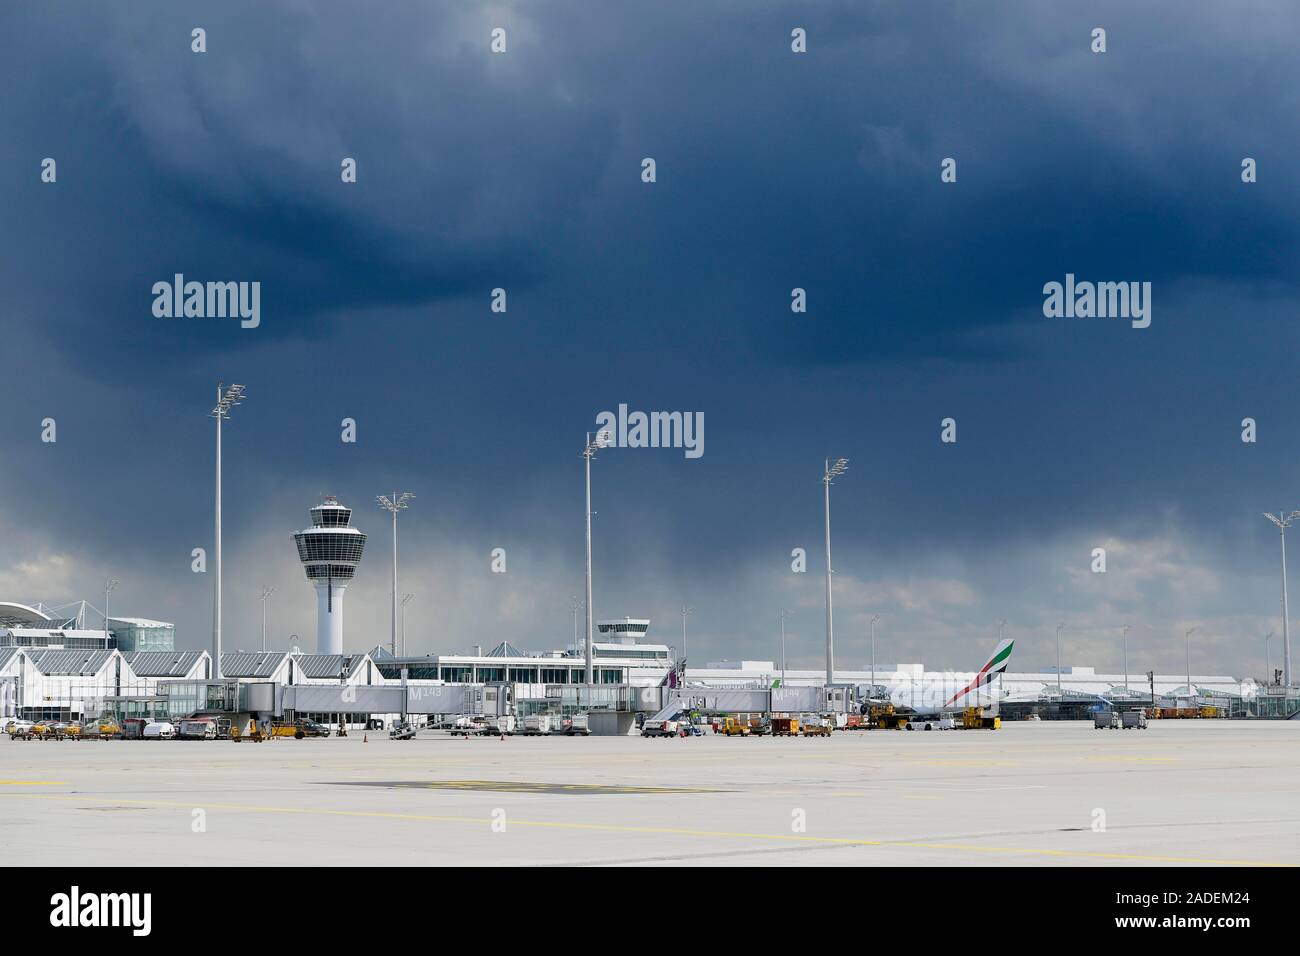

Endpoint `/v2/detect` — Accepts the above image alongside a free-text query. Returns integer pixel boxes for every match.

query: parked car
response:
[298,720,331,738]
[142,721,176,739]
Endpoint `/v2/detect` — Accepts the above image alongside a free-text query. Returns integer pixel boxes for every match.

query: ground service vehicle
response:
[521,715,551,735]
[120,718,148,740]
[231,719,268,742]
[1122,710,1149,730]
[906,717,955,731]
[1094,711,1120,729]
[770,717,800,736]
[449,716,486,736]
[487,715,516,736]
[801,720,832,737]
[178,718,218,740]
[565,714,591,736]
[722,717,751,736]
[143,721,176,739]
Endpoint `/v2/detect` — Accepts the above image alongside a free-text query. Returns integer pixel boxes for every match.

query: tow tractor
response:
[389,720,417,740]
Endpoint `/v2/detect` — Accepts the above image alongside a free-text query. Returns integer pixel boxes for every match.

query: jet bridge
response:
[279,683,512,717]
[652,685,833,718]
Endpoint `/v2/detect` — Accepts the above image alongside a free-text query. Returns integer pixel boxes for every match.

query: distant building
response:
[108,618,175,653]
[0,601,174,653]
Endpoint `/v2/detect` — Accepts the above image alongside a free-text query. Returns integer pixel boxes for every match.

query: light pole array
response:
[582,430,612,684]
[376,492,415,657]
[259,585,276,652]
[210,383,245,680]
[822,457,848,688]
[1263,511,1299,687]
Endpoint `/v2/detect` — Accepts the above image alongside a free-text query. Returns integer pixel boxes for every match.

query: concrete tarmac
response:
[1,721,1296,866]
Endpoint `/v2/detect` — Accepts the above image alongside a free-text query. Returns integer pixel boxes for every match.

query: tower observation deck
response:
[293,496,366,655]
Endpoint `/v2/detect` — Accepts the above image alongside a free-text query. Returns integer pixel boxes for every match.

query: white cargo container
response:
[521,715,551,735]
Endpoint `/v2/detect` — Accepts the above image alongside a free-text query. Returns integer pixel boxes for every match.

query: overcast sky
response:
[3,1,1299,679]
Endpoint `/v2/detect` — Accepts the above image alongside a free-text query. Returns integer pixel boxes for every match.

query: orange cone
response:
[363,734,368,743]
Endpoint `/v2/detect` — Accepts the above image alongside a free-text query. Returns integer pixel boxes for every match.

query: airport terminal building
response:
[3,604,1292,724]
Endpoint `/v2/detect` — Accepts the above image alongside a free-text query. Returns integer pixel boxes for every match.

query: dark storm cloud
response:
[3,1,1300,672]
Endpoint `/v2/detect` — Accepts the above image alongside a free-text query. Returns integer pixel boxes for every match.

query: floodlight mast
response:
[779,609,791,688]
[581,430,611,684]
[104,578,119,647]
[869,613,881,699]
[401,593,415,656]
[1055,622,1065,697]
[1263,511,1300,687]
[822,457,848,687]
[376,493,415,657]
[210,383,245,680]
[259,586,276,652]
[680,605,695,673]
[1121,623,1131,691]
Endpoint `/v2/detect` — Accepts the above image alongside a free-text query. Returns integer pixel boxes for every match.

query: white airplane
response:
[859,638,1016,716]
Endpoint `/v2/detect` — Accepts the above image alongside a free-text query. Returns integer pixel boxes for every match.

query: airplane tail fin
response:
[979,638,1015,682]
[944,638,1015,708]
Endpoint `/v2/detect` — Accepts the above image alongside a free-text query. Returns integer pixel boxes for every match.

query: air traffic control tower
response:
[293,496,367,655]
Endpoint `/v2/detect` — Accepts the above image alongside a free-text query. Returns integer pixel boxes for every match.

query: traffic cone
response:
[363,734,368,743]
[500,734,505,741]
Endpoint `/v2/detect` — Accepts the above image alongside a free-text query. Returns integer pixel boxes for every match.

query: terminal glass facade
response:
[110,620,175,653]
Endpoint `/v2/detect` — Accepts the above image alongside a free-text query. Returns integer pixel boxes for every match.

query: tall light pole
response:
[210,383,245,680]
[259,585,276,652]
[680,605,695,673]
[570,595,584,653]
[1185,626,1198,698]
[582,430,612,684]
[1121,623,1130,691]
[869,613,881,698]
[103,578,119,647]
[1055,622,1065,697]
[376,492,415,657]
[400,593,415,656]
[996,617,1008,701]
[1265,631,1274,684]
[779,609,791,687]
[822,457,848,687]
[1263,511,1299,687]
